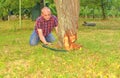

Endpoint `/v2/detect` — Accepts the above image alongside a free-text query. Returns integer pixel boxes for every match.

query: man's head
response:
[41,7,51,20]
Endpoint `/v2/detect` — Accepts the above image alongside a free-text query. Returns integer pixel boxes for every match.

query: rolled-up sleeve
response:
[36,19,42,29]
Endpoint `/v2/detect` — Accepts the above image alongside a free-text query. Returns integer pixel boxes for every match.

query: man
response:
[29,7,58,46]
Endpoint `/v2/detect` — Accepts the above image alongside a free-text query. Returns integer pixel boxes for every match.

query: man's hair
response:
[41,7,51,14]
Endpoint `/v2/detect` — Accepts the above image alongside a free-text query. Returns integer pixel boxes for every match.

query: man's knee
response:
[46,33,55,42]
[29,40,38,46]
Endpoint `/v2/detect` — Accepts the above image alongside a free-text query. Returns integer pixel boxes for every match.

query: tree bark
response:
[54,0,81,50]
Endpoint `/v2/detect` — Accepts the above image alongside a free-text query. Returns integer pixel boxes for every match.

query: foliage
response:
[0,0,18,17]
[80,0,120,19]
[0,0,120,19]
[0,0,40,17]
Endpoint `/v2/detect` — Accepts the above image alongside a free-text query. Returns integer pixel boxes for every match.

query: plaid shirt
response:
[35,15,58,36]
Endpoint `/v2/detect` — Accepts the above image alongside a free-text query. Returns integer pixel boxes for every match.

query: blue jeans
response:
[29,30,55,46]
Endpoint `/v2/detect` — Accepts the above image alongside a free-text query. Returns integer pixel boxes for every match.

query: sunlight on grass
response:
[0,19,120,78]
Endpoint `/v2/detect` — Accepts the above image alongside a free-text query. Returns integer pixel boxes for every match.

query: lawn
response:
[0,18,120,78]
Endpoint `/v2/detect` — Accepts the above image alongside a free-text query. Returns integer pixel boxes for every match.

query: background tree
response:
[1,0,120,20]
[80,0,120,19]
[0,0,19,20]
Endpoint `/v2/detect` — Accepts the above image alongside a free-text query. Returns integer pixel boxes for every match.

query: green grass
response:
[0,19,120,78]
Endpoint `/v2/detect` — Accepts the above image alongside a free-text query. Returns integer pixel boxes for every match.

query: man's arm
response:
[37,29,50,45]
[55,26,58,34]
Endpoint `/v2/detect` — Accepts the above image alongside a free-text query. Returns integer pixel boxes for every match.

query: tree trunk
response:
[54,0,81,50]
[40,0,45,6]
[19,0,22,29]
[101,0,106,20]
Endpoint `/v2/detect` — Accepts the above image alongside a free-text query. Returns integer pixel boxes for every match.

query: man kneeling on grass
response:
[29,7,58,46]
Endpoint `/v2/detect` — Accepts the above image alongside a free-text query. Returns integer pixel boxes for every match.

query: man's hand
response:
[38,29,50,45]
[45,42,52,45]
